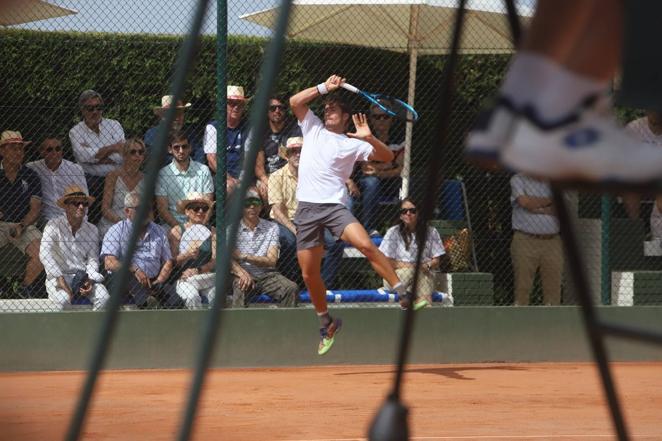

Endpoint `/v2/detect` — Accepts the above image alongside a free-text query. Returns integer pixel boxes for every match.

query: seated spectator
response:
[144,95,204,166]
[231,189,298,308]
[39,186,109,310]
[98,138,145,237]
[0,130,45,297]
[169,192,216,309]
[203,85,250,193]
[26,136,88,223]
[69,90,125,224]
[357,103,404,236]
[254,95,302,202]
[379,198,448,310]
[156,132,214,228]
[101,191,184,309]
[267,136,343,287]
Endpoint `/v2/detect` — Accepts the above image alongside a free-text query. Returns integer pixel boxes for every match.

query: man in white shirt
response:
[289,74,411,355]
[39,186,109,310]
[27,136,88,222]
[69,90,125,223]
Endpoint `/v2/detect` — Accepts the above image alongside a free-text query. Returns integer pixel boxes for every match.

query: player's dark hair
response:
[323,93,352,115]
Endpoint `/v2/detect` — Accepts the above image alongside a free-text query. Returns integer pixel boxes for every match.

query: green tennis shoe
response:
[318,318,343,355]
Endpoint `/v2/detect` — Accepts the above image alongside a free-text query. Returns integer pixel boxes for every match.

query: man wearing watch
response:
[101,191,184,309]
[0,130,44,298]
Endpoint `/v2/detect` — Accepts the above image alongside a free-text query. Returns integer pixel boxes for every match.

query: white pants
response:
[46,276,110,311]
[176,273,216,309]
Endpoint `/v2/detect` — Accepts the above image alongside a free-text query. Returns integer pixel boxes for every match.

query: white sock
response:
[501,51,608,121]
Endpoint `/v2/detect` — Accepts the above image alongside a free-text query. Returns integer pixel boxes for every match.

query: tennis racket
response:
[341,83,419,122]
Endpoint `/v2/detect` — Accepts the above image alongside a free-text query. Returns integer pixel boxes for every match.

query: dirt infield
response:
[1,362,660,441]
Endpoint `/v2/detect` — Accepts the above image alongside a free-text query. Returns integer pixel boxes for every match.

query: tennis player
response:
[290,74,413,355]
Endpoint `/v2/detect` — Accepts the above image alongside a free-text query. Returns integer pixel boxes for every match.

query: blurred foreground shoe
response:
[465,96,518,170]
[318,317,342,356]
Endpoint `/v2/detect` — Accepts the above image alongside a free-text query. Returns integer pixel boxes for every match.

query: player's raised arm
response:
[290,74,345,122]
[347,113,394,163]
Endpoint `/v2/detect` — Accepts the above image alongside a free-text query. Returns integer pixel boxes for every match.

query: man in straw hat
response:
[39,185,109,310]
[203,85,251,192]
[101,191,184,309]
[144,95,204,166]
[268,136,343,289]
[0,130,45,297]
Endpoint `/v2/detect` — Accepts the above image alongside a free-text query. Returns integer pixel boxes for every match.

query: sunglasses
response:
[244,198,263,208]
[129,149,145,156]
[83,105,104,112]
[371,114,391,121]
[269,104,287,112]
[171,143,190,151]
[400,207,417,215]
[287,147,302,156]
[44,146,63,153]
[187,204,210,213]
[66,200,90,208]
[228,100,245,108]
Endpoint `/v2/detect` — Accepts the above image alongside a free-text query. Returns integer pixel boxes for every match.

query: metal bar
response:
[216,0,228,283]
[391,0,468,399]
[599,321,662,346]
[552,188,629,441]
[64,1,210,440]
[174,1,293,440]
[601,195,612,305]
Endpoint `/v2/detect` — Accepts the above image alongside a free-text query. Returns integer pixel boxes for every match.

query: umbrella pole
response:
[401,5,419,199]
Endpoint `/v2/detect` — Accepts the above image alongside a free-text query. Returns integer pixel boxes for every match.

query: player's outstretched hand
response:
[347,113,372,140]
[325,74,345,92]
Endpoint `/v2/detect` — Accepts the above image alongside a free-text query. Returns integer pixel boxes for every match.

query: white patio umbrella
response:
[0,0,77,26]
[241,0,531,196]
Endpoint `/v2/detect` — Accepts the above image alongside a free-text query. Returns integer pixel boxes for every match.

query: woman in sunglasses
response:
[168,192,216,309]
[98,138,145,237]
[379,198,447,310]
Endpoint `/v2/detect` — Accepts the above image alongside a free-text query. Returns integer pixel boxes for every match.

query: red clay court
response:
[1,362,661,441]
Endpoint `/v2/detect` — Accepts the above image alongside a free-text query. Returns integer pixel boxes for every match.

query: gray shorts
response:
[293,201,358,250]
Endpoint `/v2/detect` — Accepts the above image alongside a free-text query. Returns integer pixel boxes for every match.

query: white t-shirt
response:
[69,118,125,177]
[296,109,373,205]
[379,225,445,263]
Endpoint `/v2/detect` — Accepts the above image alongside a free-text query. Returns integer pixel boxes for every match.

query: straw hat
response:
[153,95,192,115]
[227,85,249,101]
[176,192,215,214]
[56,185,95,209]
[278,136,303,159]
[0,130,31,147]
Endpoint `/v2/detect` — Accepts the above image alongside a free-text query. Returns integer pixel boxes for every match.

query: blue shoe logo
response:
[564,128,600,149]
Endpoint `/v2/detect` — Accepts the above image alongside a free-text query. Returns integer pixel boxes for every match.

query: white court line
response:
[283,435,661,441]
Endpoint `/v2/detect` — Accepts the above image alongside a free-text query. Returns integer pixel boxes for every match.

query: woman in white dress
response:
[168,192,216,309]
[98,138,145,237]
[379,198,448,309]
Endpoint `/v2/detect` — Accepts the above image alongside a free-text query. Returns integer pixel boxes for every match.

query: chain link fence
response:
[0,0,659,312]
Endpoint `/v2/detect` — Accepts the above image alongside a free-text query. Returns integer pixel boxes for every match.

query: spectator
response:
[101,191,183,309]
[26,136,88,223]
[169,192,216,309]
[358,103,405,236]
[510,173,563,306]
[622,111,662,219]
[267,136,343,288]
[379,198,449,310]
[156,132,214,228]
[98,138,145,237]
[203,85,250,193]
[0,130,44,297]
[144,95,204,166]
[254,95,302,202]
[69,90,125,224]
[231,189,298,308]
[39,186,109,310]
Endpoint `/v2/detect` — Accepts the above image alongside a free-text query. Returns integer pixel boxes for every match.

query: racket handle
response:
[341,83,359,94]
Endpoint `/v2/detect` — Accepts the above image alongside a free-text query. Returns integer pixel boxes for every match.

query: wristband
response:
[316,83,329,95]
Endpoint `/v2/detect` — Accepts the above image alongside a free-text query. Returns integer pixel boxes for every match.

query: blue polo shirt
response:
[0,163,42,222]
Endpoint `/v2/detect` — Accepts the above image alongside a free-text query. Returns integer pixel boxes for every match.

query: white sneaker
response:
[368,229,381,237]
[465,96,518,169]
[501,103,662,189]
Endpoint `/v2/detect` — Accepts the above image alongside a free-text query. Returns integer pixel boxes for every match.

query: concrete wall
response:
[2,307,662,372]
